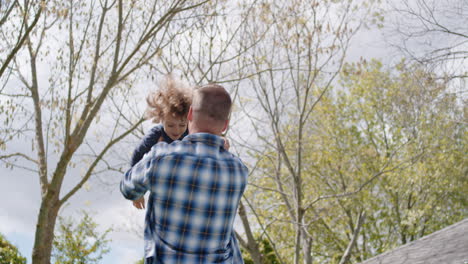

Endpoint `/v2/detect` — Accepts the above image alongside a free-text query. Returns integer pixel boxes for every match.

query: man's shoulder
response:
[151,138,248,171]
[224,153,249,173]
[149,139,191,158]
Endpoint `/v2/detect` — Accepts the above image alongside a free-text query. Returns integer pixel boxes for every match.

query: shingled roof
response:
[359,218,468,264]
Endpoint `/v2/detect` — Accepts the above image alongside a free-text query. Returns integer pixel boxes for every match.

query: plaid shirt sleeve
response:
[120,142,168,200]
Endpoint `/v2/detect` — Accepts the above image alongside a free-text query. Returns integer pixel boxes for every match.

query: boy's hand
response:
[222,137,230,150]
[133,197,145,209]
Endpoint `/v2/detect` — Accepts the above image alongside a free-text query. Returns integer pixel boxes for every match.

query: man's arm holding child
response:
[128,127,163,209]
[120,154,155,202]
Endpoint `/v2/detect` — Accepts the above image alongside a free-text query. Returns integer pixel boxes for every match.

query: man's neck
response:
[188,122,222,136]
[188,117,224,136]
[189,127,221,136]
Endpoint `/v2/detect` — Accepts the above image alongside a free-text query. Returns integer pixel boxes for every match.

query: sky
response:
[1,1,465,263]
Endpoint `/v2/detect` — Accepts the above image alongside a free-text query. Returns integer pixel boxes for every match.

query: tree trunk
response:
[247,244,264,264]
[294,227,301,264]
[31,192,60,264]
[237,201,264,264]
[302,232,312,264]
[294,209,303,264]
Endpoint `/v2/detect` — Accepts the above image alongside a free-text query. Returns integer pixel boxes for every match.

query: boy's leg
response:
[144,257,155,264]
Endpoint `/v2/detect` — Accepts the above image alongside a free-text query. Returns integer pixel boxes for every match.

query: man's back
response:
[121,133,248,263]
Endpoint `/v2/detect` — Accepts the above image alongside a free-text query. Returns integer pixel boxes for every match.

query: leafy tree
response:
[243,57,466,263]
[335,59,467,260]
[52,211,111,264]
[0,233,26,264]
[310,59,465,263]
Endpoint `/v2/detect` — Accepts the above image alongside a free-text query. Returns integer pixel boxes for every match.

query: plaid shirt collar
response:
[182,133,225,147]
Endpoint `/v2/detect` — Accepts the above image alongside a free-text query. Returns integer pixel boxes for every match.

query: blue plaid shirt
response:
[121,133,248,263]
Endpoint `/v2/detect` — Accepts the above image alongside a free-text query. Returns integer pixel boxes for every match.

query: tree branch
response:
[0,152,38,164]
[339,211,366,264]
[0,1,44,78]
[59,118,144,205]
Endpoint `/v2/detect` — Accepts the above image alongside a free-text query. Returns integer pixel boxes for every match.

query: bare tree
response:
[0,0,210,263]
[387,0,467,80]
[152,0,266,86]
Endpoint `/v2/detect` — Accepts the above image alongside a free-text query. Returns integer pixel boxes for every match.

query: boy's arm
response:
[130,126,162,166]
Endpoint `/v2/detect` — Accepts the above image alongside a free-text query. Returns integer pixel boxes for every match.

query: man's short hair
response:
[192,84,231,121]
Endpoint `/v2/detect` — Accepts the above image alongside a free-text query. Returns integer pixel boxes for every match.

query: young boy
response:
[130,75,192,209]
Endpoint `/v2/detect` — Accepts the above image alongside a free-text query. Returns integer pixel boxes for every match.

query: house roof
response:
[359,218,468,264]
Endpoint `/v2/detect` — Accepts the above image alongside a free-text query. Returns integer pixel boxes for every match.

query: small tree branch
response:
[339,211,366,264]
[0,152,38,164]
[0,1,44,78]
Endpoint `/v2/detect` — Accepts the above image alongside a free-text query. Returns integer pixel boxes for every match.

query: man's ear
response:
[187,107,193,122]
[221,119,229,133]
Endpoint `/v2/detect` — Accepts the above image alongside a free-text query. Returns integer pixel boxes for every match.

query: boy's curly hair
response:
[145,75,192,123]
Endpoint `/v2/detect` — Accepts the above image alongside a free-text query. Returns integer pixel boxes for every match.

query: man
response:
[121,84,248,263]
